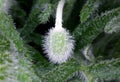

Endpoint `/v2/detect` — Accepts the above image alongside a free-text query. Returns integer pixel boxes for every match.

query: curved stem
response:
[55,0,65,29]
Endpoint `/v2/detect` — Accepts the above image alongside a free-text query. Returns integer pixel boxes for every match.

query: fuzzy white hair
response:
[43,27,74,64]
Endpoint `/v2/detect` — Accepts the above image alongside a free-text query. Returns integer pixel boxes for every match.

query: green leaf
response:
[0,12,24,52]
[0,0,5,11]
[67,76,82,82]
[20,0,51,38]
[41,58,79,82]
[0,12,40,82]
[38,3,52,24]
[73,7,120,51]
[84,58,120,80]
[80,0,100,23]
[0,35,10,52]
[0,52,10,81]
[104,15,120,34]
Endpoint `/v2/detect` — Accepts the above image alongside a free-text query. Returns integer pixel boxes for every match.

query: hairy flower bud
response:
[43,27,74,64]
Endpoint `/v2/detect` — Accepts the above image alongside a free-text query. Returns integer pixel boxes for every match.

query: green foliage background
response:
[0,0,120,82]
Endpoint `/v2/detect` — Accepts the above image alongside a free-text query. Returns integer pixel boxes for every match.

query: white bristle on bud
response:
[43,0,74,64]
[43,27,74,64]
